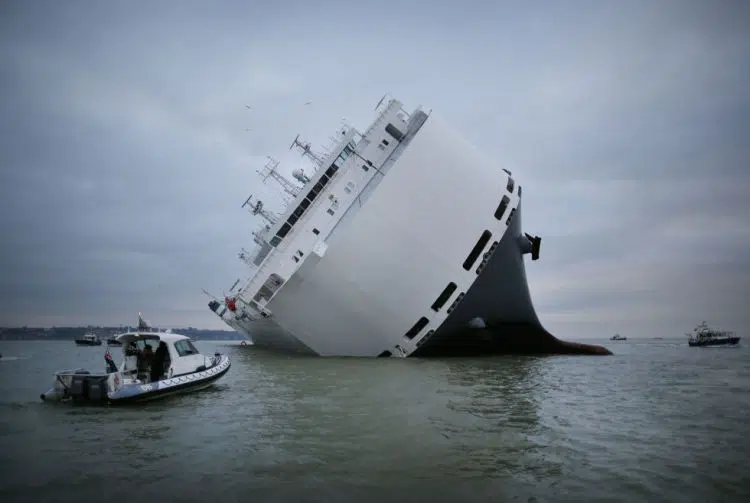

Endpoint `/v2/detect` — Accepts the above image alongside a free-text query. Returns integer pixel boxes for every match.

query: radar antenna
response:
[292,168,311,184]
[241,194,278,225]
[289,134,324,168]
[256,156,301,197]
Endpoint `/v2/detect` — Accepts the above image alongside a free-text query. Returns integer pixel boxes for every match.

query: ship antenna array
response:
[238,247,255,267]
[250,221,271,245]
[256,156,300,197]
[241,194,278,225]
[289,134,324,168]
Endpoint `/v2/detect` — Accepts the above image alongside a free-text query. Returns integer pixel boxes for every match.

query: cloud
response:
[0,0,748,336]
[525,175,750,336]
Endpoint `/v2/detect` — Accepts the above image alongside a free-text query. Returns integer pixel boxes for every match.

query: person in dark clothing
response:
[150,342,168,383]
[141,344,154,364]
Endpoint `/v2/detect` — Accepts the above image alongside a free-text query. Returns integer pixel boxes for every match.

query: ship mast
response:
[241,194,278,225]
[256,156,301,197]
[289,134,324,169]
[238,247,255,267]
[250,223,271,245]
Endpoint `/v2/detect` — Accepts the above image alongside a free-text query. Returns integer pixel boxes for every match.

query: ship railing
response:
[309,126,357,173]
[232,102,402,312]
[321,125,358,158]
[266,157,351,254]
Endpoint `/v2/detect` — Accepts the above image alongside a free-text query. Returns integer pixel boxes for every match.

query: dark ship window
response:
[312,228,320,235]
[463,230,492,271]
[404,317,430,340]
[277,222,292,238]
[431,282,458,312]
[507,177,515,193]
[270,160,343,247]
[385,123,405,141]
[494,195,510,220]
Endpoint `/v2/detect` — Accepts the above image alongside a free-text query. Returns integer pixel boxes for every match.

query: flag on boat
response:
[137,312,151,331]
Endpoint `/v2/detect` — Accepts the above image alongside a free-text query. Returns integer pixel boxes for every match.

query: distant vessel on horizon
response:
[610,333,627,341]
[74,331,102,346]
[207,96,550,357]
[687,321,740,347]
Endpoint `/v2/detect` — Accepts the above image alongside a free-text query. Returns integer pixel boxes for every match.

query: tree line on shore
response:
[0,325,243,340]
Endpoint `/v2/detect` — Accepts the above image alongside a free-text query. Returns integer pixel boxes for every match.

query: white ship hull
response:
[210,98,547,357]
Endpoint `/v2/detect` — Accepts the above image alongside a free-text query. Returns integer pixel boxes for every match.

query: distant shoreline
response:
[0,337,247,341]
[0,326,245,341]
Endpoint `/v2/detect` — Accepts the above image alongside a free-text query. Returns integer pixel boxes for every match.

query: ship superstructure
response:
[687,321,740,347]
[208,96,546,357]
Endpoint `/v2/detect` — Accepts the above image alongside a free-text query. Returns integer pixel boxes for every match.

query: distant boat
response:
[687,321,740,347]
[610,333,627,341]
[106,337,122,346]
[74,332,102,346]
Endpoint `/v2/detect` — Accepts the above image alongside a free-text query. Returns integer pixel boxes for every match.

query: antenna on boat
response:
[289,134,324,168]
[238,247,255,267]
[241,194,278,225]
[201,289,220,301]
[374,93,389,111]
[137,312,151,331]
[256,156,301,197]
[250,223,271,245]
[229,278,241,292]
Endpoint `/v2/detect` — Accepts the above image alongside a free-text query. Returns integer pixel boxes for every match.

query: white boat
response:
[74,332,102,346]
[41,314,231,404]
[207,96,546,357]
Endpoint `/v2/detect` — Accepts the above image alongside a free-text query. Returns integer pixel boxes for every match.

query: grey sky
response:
[1,0,748,338]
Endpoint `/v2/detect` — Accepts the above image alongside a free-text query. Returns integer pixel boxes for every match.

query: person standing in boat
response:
[150,342,169,382]
[139,344,154,375]
[141,344,153,365]
[124,342,139,375]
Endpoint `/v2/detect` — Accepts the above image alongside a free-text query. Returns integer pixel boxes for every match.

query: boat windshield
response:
[127,339,156,352]
[174,339,200,357]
